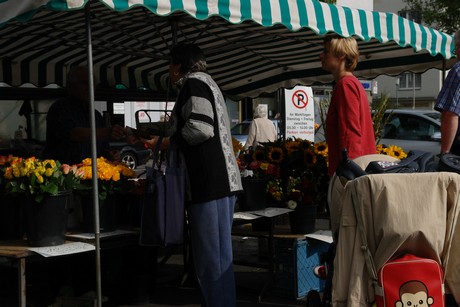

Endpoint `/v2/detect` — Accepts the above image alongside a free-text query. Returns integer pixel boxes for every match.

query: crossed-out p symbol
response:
[292,90,308,109]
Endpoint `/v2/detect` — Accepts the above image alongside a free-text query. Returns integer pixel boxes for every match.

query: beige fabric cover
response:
[329,155,460,306]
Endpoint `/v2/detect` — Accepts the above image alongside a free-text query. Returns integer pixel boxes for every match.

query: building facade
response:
[373,0,446,109]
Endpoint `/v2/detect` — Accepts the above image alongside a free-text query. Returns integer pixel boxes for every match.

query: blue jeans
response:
[187,195,236,307]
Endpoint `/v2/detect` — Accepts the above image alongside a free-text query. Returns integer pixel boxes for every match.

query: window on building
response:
[398,10,421,23]
[398,72,422,90]
[396,10,423,93]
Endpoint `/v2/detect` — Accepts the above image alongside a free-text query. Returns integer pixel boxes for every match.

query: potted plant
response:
[1,155,25,240]
[237,144,283,211]
[2,156,84,246]
[3,156,84,202]
[76,156,136,232]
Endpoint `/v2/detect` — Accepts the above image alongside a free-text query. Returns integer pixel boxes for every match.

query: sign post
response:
[284,86,315,141]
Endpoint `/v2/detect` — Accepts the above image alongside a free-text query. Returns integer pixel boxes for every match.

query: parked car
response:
[378,109,441,156]
[109,141,152,169]
[231,119,282,146]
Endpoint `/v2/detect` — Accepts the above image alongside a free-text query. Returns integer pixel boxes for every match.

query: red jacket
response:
[326,75,376,176]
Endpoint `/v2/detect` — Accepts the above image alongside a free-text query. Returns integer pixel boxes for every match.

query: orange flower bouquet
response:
[77,157,136,200]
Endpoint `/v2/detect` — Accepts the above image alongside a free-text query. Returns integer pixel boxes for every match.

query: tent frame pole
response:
[85,3,102,307]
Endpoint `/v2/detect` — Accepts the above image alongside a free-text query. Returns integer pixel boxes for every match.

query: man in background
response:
[435,30,460,155]
[43,66,125,164]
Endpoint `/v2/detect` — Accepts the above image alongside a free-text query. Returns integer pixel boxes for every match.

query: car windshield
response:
[231,123,250,135]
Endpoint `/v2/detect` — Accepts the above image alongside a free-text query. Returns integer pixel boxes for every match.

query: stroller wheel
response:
[306,290,322,307]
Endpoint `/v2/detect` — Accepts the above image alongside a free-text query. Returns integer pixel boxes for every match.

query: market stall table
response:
[233,207,293,302]
[0,240,95,307]
[0,228,140,306]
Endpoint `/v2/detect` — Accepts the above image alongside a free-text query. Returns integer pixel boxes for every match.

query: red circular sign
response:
[292,90,308,109]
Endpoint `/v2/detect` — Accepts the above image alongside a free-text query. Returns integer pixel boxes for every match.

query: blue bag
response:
[139,145,186,247]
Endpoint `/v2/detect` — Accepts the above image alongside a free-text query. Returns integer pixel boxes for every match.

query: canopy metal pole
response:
[442,59,447,83]
[85,3,102,307]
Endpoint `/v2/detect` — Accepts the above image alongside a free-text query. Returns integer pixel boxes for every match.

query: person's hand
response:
[141,136,170,150]
[110,125,127,140]
[125,134,140,145]
[140,136,159,148]
[110,149,121,162]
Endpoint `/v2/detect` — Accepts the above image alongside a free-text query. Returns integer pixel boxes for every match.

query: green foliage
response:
[371,93,393,144]
[315,98,330,139]
[403,0,460,33]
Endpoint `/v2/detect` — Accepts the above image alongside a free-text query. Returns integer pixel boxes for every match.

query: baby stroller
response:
[309,152,460,306]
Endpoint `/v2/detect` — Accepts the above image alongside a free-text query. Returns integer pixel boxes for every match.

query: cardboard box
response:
[274,238,330,299]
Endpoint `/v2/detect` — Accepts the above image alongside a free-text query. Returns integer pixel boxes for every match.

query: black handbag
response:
[139,139,186,246]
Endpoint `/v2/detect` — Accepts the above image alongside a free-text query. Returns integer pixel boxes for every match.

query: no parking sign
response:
[284,86,314,141]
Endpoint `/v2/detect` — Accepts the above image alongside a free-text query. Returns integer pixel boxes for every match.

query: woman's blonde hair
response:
[324,34,359,71]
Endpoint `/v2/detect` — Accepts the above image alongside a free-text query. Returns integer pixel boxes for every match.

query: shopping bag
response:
[375,254,444,307]
[139,149,186,246]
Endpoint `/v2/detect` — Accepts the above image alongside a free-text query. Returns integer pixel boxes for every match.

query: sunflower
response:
[385,145,408,160]
[376,144,386,154]
[314,142,328,158]
[304,149,317,167]
[376,144,407,160]
[252,149,266,162]
[268,147,283,163]
[284,138,301,154]
[299,139,312,150]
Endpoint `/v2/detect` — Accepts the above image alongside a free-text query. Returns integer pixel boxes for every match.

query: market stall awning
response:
[0,0,456,100]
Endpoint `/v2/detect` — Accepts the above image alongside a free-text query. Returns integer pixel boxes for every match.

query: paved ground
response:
[1,215,458,307]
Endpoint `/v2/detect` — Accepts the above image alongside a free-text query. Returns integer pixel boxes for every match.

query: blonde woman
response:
[320,34,376,177]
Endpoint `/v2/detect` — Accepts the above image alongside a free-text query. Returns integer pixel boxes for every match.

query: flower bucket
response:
[24,190,72,247]
[289,204,317,234]
[238,178,268,211]
[0,193,25,240]
[80,193,118,233]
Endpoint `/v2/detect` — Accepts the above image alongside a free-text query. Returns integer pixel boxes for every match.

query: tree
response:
[403,0,460,34]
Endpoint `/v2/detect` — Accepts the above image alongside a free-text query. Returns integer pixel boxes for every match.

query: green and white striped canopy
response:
[0,0,456,99]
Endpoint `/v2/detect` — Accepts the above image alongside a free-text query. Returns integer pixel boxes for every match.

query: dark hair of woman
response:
[170,43,207,74]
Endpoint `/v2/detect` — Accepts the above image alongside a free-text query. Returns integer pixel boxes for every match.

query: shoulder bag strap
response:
[350,185,381,296]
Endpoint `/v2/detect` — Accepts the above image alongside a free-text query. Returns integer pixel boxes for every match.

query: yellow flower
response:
[45,168,54,177]
[260,162,269,171]
[76,156,136,200]
[19,166,28,177]
[385,145,407,160]
[314,142,328,158]
[376,144,407,160]
[2,157,83,203]
[36,174,44,184]
[376,144,385,154]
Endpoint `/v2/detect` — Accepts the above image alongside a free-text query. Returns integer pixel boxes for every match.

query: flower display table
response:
[0,229,139,307]
[0,240,94,307]
[232,207,292,302]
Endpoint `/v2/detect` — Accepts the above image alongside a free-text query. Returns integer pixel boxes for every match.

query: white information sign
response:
[284,86,315,141]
